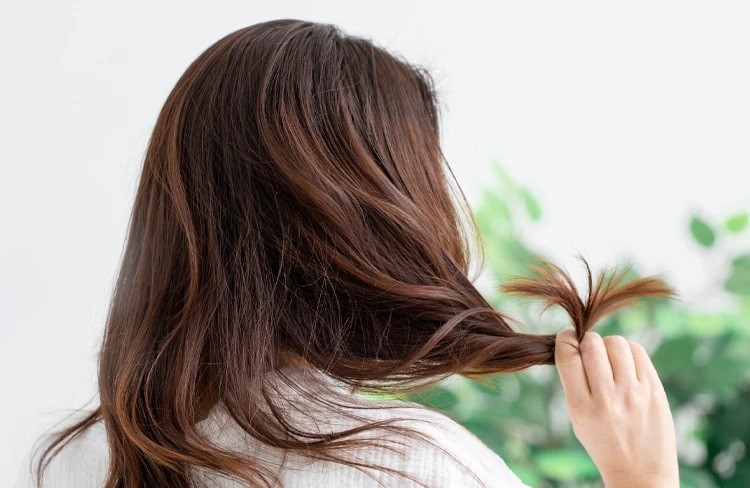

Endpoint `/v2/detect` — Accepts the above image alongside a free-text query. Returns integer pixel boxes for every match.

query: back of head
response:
[35,19,673,488]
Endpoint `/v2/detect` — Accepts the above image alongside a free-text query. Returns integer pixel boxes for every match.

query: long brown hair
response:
[34,19,674,487]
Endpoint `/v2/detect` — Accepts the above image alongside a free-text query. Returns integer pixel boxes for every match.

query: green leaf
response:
[679,466,720,488]
[732,254,750,269]
[519,187,542,221]
[533,448,599,481]
[690,216,716,247]
[725,253,750,296]
[725,212,749,233]
[506,463,542,486]
[490,158,516,192]
[475,189,513,235]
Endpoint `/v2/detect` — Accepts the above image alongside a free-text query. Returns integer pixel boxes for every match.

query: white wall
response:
[2,0,749,482]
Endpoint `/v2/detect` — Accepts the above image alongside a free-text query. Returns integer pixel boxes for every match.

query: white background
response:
[2,0,749,482]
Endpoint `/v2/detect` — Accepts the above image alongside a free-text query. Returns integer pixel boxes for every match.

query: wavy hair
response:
[34,19,674,487]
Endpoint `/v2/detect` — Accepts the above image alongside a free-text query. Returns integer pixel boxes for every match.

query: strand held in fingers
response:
[500,257,676,364]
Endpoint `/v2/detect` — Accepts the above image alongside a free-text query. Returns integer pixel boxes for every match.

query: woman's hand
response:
[554,327,679,488]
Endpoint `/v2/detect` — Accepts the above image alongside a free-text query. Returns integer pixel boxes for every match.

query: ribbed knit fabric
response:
[15,368,530,488]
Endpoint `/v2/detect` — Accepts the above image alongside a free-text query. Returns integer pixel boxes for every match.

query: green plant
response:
[403,163,750,487]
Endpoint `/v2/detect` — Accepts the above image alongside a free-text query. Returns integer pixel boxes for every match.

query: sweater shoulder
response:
[366,404,530,488]
[14,408,528,488]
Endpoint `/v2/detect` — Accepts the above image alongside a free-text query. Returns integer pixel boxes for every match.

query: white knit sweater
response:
[15,368,530,488]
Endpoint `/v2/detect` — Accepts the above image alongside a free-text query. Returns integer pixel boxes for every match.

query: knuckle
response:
[626,338,640,348]
[579,331,602,349]
[583,331,602,341]
[593,393,614,412]
[555,326,577,341]
[555,329,579,351]
[628,340,647,354]
[603,334,627,346]
[597,392,629,417]
[623,389,644,409]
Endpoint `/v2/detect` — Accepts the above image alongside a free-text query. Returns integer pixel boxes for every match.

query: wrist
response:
[602,469,679,488]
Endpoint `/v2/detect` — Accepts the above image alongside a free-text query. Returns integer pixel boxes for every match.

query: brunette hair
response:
[34,19,674,487]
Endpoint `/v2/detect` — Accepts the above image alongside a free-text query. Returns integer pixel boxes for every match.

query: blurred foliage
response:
[403,163,750,487]
[691,216,716,248]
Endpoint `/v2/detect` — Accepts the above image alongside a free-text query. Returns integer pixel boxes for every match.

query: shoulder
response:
[347,403,531,488]
[262,368,531,487]
[14,419,109,488]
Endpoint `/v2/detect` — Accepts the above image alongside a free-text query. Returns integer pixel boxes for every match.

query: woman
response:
[19,19,679,488]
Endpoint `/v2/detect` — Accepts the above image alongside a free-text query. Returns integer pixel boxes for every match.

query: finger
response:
[579,331,614,398]
[628,340,661,386]
[555,326,590,399]
[603,335,637,385]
